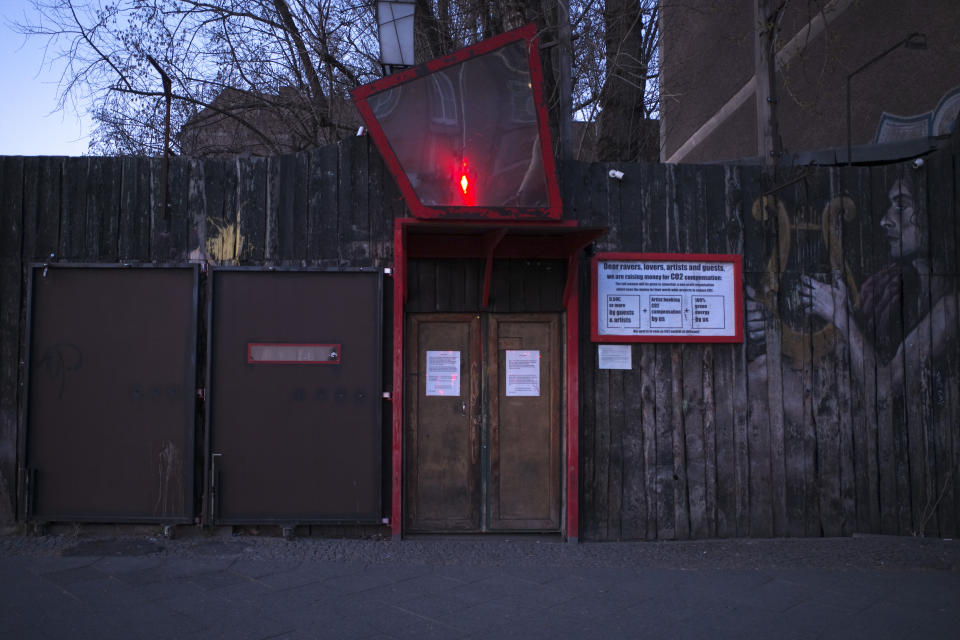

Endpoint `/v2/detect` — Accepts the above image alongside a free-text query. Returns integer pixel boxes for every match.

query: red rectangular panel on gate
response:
[248,343,341,364]
[591,253,744,343]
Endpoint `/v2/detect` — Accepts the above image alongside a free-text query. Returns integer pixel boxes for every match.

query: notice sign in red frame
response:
[591,253,743,343]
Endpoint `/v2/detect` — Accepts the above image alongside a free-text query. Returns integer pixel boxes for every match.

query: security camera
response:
[608,169,625,180]
[912,157,924,169]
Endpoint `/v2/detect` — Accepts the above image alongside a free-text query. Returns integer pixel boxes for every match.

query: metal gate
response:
[23,265,198,522]
[206,269,383,524]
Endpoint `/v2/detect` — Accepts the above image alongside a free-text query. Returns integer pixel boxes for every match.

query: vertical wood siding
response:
[1,134,958,540]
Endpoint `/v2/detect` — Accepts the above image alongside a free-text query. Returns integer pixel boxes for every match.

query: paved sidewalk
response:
[1,533,958,639]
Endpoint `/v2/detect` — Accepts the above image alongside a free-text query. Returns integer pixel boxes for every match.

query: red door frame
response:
[390,218,605,541]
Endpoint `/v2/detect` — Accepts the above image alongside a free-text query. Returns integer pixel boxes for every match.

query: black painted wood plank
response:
[805,167,842,537]
[682,344,707,539]
[93,157,121,261]
[23,157,62,261]
[639,164,662,539]
[436,259,456,312]
[274,153,307,263]
[606,368,625,539]
[831,166,858,537]
[186,159,209,263]
[366,137,390,265]
[0,157,24,523]
[118,157,151,262]
[654,344,676,539]
[577,262,598,540]
[236,157,267,264]
[343,136,371,266]
[591,365,611,541]
[59,157,88,260]
[619,347,647,539]
[837,165,877,534]
[639,342,658,539]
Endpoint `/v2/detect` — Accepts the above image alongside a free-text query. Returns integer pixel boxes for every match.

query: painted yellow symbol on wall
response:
[205,217,248,265]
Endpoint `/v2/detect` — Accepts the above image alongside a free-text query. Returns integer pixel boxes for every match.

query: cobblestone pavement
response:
[1,531,959,639]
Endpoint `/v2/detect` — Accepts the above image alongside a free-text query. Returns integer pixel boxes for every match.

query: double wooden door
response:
[405,313,562,532]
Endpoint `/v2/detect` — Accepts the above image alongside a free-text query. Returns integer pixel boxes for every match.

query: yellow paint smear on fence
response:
[205,217,247,264]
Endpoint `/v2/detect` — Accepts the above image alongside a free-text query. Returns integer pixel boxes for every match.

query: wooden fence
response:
[1,134,958,539]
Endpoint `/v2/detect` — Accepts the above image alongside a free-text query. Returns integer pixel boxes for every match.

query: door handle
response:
[459,401,467,415]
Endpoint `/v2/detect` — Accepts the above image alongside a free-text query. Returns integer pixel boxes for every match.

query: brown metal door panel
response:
[405,314,481,531]
[25,266,197,521]
[209,270,381,523]
[488,314,561,531]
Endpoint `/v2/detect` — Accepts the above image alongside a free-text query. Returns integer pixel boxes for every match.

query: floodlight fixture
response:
[377,1,416,75]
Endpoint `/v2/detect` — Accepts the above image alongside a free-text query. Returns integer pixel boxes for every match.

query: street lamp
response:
[377,1,416,76]
[846,32,927,164]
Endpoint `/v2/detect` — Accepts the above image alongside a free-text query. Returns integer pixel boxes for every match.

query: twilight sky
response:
[1,1,92,156]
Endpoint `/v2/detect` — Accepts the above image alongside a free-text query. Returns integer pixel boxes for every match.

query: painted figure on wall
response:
[746,170,958,534]
[799,176,957,391]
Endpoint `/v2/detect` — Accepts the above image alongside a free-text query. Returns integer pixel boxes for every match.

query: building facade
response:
[660,0,960,163]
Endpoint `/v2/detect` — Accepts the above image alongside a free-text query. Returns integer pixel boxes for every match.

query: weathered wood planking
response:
[310,144,339,266]
[572,149,958,540]
[678,164,708,540]
[617,163,647,540]
[0,157,24,523]
[640,163,664,540]
[59,157,89,260]
[716,164,746,537]
[275,153,309,263]
[236,156,267,264]
[927,144,960,537]
[743,166,776,538]
[119,157,152,261]
[700,164,727,539]
[924,149,958,537]
[808,167,842,537]
[2,133,959,540]
[845,165,880,534]
[832,166,857,537]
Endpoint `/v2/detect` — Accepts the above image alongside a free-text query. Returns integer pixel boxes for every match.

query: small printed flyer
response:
[425,350,461,396]
[505,350,540,397]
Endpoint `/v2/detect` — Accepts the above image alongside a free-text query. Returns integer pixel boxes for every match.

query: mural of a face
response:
[881,179,923,259]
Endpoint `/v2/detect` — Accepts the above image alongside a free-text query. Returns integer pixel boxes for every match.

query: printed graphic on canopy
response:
[351,24,561,220]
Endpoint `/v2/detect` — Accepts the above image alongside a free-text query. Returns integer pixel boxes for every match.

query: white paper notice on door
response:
[425,350,461,396]
[505,350,540,397]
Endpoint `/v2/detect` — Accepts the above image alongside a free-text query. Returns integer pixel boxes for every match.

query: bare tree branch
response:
[17,0,662,159]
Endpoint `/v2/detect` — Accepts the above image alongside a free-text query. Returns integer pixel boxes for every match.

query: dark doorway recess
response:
[23,265,199,523]
[206,269,383,524]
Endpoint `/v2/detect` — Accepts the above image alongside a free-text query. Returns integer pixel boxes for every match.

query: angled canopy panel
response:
[352,24,562,221]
